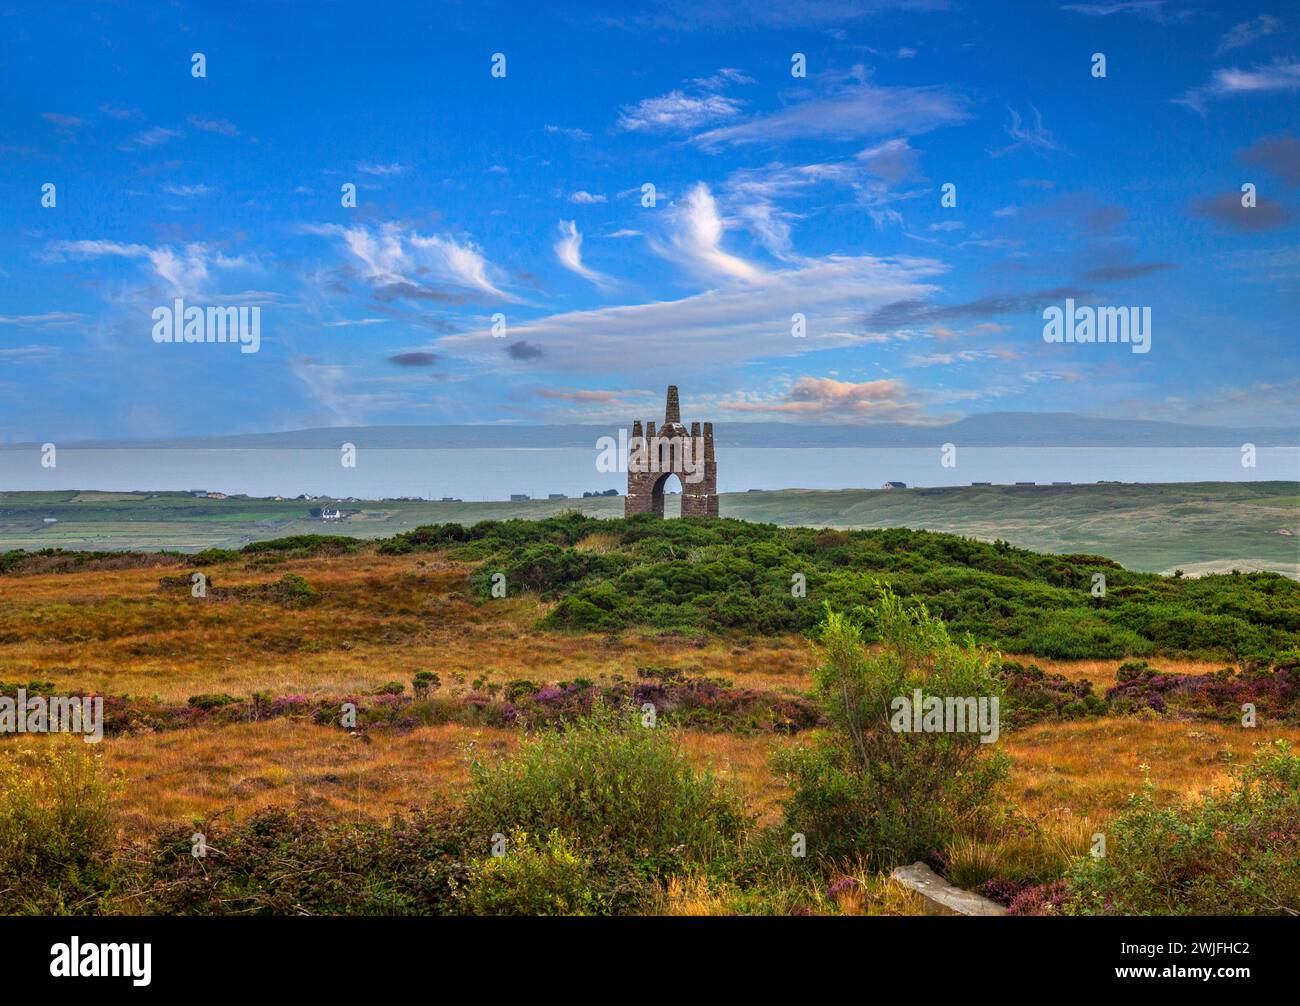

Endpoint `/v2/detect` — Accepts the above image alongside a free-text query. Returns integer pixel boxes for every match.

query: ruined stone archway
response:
[625,386,718,518]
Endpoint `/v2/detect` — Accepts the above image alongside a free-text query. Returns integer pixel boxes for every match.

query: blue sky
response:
[1,0,1297,442]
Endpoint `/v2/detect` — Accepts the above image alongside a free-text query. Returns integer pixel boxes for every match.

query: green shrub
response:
[187,693,240,710]
[504,679,540,701]
[266,572,320,607]
[460,829,610,915]
[1065,741,1300,916]
[471,543,624,599]
[778,587,1008,869]
[241,535,358,557]
[124,806,471,916]
[445,517,1300,662]
[463,704,748,876]
[0,741,118,913]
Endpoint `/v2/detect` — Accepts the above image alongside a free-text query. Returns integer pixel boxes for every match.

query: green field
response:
[1,480,1296,576]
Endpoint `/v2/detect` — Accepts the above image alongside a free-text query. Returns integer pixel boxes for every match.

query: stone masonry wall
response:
[625,386,718,518]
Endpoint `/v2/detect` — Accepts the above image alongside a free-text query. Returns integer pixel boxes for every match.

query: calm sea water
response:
[1,447,1296,500]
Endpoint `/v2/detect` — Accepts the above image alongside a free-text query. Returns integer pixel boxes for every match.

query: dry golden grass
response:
[0,552,813,700]
[678,731,790,826]
[1001,716,1300,820]
[573,532,622,553]
[85,721,785,839]
[0,546,1283,852]
[1006,654,1232,691]
[652,861,928,916]
[0,547,1229,705]
[10,710,1288,849]
[96,719,516,839]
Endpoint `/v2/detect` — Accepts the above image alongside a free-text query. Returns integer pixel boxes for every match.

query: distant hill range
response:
[4,412,1296,449]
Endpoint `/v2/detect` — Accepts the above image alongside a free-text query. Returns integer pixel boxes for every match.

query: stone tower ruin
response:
[625,385,718,518]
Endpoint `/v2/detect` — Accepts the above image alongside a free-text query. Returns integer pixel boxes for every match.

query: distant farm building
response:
[882,481,907,489]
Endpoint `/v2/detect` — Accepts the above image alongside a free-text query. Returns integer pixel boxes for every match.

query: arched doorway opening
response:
[651,472,683,518]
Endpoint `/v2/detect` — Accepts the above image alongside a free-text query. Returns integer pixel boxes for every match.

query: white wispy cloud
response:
[42,112,83,129]
[545,124,592,140]
[306,221,516,301]
[43,240,252,297]
[0,312,84,328]
[0,344,60,361]
[1060,1,1187,21]
[653,182,764,283]
[187,115,239,137]
[1175,60,1300,113]
[736,199,795,259]
[691,67,756,90]
[991,105,1061,157]
[618,91,743,132]
[721,139,926,244]
[554,220,612,288]
[568,190,607,204]
[356,162,407,176]
[1218,15,1281,54]
[439,250,945,378]
[120,126,181,150]
[692,80,966,148]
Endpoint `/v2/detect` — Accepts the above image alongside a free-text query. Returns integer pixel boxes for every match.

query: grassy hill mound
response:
[393,514,1296,662]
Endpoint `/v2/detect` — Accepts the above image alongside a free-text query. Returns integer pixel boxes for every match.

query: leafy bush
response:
[124,806,471,915]
[778,588,1008,868]
[0,741,118,914]
[999,661,1106,727]
[442,517,1300,662]
[260,573,321,607]
[460,829,613,915]
[1066,741,1300,915]
[471,543,624,598]
[463,704,748,877]
[240,535,358,557]
[186,693,240,710]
